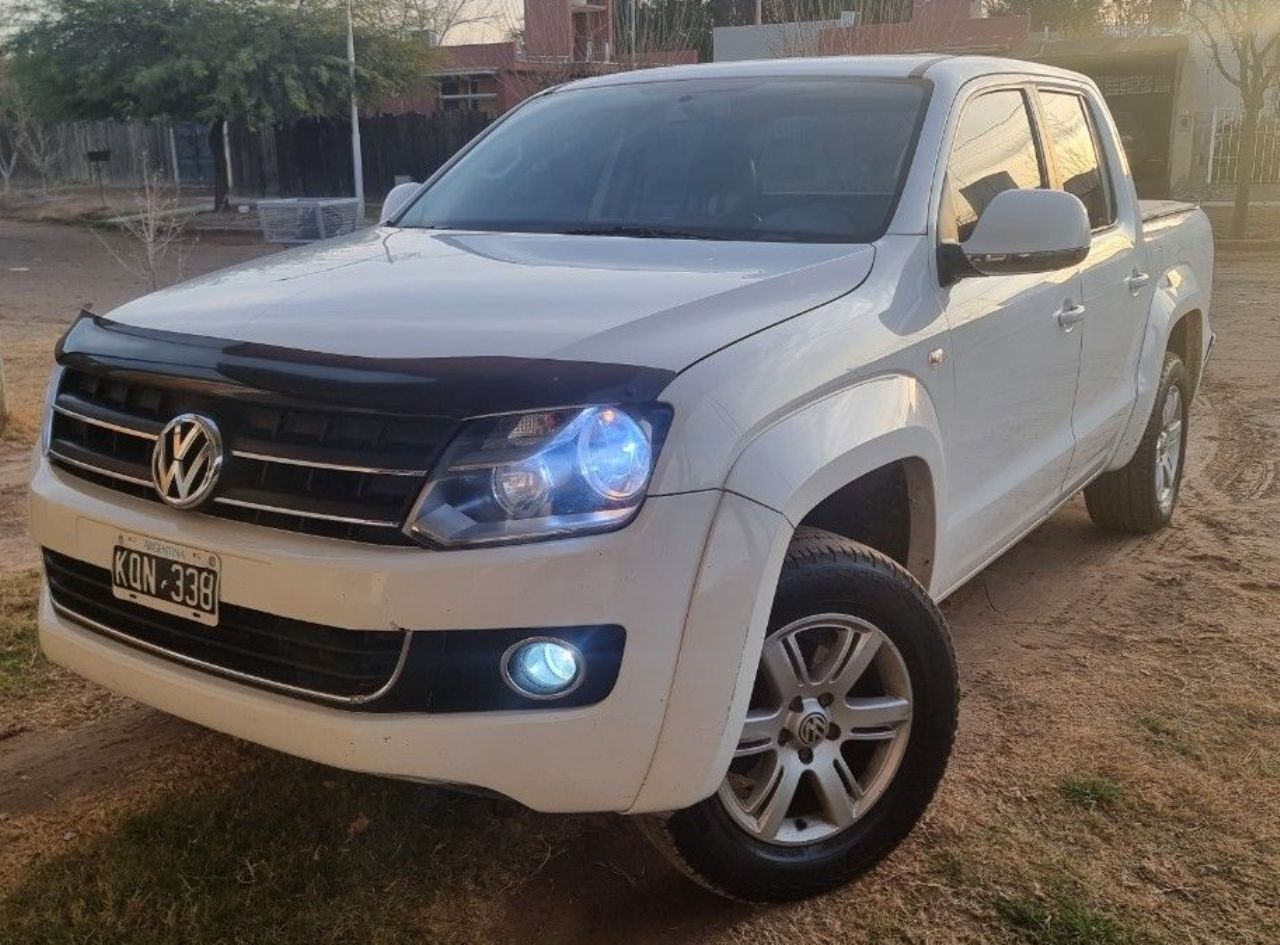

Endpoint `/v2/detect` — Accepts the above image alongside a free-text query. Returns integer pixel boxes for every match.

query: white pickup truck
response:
[31,55,1213,900]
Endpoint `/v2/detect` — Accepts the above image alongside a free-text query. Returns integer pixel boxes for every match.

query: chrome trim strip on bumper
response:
[50,598,415,706]
[230,450,428,478]
[213,496,402,529]
[53,403,160,441]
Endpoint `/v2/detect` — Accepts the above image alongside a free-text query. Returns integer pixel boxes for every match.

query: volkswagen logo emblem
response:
[796,711,829,748]
[151,413,223,509]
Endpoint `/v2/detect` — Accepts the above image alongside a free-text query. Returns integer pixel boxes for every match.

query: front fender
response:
[629,374,946,813]
[723,373,946,549]
[1109,263,1208,471]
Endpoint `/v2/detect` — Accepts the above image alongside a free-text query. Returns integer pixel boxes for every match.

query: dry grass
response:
[1,746,580,945]
[0,569,42,702]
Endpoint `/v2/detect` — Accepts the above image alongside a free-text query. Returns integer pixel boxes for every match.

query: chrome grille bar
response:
[53,403,158,441]
[213,496,402,529]
[48,448,154,488]
[230,449,428,477]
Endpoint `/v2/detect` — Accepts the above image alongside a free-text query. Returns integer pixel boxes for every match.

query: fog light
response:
[502,638,584,699]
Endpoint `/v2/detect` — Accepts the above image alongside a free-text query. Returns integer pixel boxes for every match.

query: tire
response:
[1085,352,1188,534]
[645,528,959,902]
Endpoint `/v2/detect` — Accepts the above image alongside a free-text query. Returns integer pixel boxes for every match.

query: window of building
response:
[438,75,499,118]
[946,89,1046,242]
[1039,90,1115,229]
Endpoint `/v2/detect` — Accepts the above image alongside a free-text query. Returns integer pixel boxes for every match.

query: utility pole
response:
[346,0,365,220]
[629,0,637,60]
[755,0,762,25]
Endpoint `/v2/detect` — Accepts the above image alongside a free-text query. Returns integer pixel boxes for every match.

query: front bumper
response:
[31,456,790,813]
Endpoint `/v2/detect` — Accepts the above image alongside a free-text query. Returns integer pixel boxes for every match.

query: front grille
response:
[48,368,457,544]
[44,550,408,703]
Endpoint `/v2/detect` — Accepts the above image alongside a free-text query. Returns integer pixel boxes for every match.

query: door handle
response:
[1056,302,1087,331]
[1126,270,1151,294]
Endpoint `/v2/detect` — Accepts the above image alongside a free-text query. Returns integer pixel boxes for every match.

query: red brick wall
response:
[819,0,1028,55]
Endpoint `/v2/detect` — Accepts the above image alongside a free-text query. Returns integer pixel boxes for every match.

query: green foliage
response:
[1057,774,1125,812]
[619,0,716,60]
[983,0,1157,35]
[0,751,567,944]
[994,893,1148,945]
[6,0,434,125]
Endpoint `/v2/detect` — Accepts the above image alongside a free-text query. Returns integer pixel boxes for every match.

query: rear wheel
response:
[645,529,958,902]
[1085,352,1188,534]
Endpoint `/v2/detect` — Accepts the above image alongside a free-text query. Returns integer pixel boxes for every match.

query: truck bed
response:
[1140,200,1198,223]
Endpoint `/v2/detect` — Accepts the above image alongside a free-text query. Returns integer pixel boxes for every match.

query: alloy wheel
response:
[1154,385,1184,516]
[718,613,913,846]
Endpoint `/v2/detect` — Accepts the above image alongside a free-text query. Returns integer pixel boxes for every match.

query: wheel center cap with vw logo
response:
[151,413,223,509]
[795,710,830,748]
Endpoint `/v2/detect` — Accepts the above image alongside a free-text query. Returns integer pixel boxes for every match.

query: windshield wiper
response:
[563,224,730,241]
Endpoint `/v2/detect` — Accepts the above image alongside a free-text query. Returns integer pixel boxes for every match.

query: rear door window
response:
[1039,91,1116,230]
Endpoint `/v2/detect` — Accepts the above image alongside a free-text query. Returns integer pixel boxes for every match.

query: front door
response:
[936,86,1085,584]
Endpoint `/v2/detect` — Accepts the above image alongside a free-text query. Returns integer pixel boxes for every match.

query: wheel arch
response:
[723,373,946,593]
[1108,263,1209,471]
[1166,307,1205,398]
[796,457,938,590]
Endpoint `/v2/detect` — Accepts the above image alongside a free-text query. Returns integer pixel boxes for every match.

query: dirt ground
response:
[0,220,1276,944]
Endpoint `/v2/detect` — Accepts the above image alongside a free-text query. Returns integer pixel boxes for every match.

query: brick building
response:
[389,0,698,120]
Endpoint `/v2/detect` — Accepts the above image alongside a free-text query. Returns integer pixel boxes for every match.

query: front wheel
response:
[645,529,958,902]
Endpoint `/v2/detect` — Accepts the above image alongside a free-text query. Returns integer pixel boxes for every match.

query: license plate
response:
[112,532,221,626]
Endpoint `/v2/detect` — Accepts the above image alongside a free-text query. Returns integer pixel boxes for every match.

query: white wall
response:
[1182,20,1280,114]
[712,21,838,61]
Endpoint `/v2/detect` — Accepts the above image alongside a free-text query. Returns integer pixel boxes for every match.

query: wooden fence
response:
[8,119,214,187]
[8,111,489,199]
[230,110,491,200]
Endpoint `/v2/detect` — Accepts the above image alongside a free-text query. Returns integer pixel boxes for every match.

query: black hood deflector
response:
[57,312,676,417]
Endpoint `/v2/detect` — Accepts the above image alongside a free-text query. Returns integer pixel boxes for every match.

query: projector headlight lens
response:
[577,408,651,501]
[404,403,671,548]
[503,638,584,699]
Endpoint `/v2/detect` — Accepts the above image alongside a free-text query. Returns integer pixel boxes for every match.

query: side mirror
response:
[946,189,1091,281]
[379,181,420,225]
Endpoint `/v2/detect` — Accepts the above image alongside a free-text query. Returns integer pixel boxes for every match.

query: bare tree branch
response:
[1185,3,1243,89]
[94,165,194,291]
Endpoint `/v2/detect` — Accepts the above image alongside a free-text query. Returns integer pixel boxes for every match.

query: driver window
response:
[945,90,1047,242]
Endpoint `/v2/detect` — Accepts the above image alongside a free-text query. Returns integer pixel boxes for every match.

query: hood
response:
[101,227,875,373]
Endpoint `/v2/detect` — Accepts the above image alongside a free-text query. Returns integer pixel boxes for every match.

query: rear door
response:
[1035,85,1152,487]
[937,85,1085,583]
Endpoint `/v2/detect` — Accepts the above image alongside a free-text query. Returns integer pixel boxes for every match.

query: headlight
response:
[404,403,672,548]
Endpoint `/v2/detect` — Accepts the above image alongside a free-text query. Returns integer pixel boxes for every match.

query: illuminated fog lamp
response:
[502,638,584,699]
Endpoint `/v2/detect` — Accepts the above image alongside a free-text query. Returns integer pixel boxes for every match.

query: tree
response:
[95,164,194,290]
[0,59,19,194]
[0,130,15,194]
[352,0,497,42]
[1185,0,1280,238]
[7,0,436,209]
[983,0,1109,35]
[1,58,57,193]
[982,0,1176,35]
[615,0,714,63]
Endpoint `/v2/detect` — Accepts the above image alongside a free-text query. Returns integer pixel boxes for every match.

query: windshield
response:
[397,77,929,243]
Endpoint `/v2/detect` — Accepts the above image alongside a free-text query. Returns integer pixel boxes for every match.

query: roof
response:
[562,54,1094,91]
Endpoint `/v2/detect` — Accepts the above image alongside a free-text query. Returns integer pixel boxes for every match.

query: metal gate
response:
[1208,107,1280,184]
